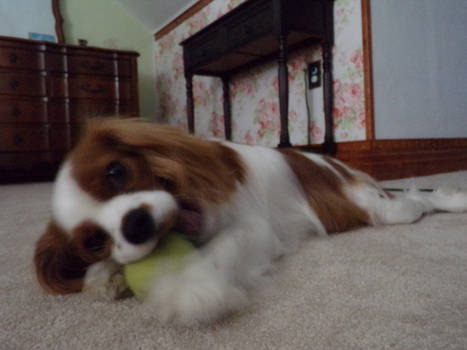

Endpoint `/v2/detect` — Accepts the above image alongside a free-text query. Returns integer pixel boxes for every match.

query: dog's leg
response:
[347,183,432,225]
[145,219,281,325]
[375,194,431,225]
[82,259,128,300]
[347,183,467,226]
[413,187,467,213]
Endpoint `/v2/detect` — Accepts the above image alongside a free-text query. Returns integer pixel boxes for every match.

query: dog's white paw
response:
[145,265,247,325]
[432,187,467,213]
[82,260,127,301]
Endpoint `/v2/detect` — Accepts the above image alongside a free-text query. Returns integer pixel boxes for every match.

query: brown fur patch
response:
[70,124,155,201]
[280,150,370,233]
[34,221,88,294]
[34,221,112,295]
[71,221,112,263]
[71,118,246,205]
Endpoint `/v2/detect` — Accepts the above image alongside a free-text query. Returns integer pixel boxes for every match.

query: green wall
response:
[61,0,156,118]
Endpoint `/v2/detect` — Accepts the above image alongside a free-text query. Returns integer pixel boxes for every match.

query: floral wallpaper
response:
[155,0,366,146]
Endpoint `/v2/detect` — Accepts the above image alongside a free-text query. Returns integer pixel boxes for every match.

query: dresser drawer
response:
[0,47,42,70]
[0,99,47,123]
[68,56,116,76]
[0,72,45,96]
[47,75,67,98]
[118,80,132,100]
[69,101,117,123]
[0,152,51,172]
[225,0,273,52]
[45,52,66,73]
[68,77,117,99]
[117,59,131,77]
[47,101,69,123]
[0,126,48,152]
[49,125,70,151]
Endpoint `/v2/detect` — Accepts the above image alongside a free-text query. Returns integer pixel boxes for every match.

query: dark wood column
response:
[322,41,335,154]
[222,76,232,140]
[185,73,194,133]
[322,0,335,155]
[277,34,291,148]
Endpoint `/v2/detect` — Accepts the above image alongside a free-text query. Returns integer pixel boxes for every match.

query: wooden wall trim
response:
[361,0,375,140]
[334,138,467,180]
[154,0,215,40]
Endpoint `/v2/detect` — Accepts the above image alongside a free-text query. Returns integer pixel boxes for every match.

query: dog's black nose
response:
[122,207,156,244]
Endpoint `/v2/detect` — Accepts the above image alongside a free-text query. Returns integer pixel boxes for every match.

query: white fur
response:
[82,259,125,300]
[53,163,178,264]
[345,183,427,225]
[97,191,177,264]
[142,144,327,324]
[414,187,467,213]
[53,162,101,234]
[54,142,467,326]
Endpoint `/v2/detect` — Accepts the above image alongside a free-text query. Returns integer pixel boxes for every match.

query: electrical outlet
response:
[307,61,321,89]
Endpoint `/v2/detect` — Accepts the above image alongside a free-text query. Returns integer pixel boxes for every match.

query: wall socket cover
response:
[307,61,321,89]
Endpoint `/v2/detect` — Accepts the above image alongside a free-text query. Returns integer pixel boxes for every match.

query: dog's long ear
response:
[34,221,89,294]
[85,119,246,201]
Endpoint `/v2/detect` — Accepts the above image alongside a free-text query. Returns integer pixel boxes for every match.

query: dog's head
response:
[34,119,245,294]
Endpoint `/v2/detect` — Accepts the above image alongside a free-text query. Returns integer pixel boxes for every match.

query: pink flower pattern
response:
[155,0,366,144]
[209,111,225,138]
[351,49,364,72]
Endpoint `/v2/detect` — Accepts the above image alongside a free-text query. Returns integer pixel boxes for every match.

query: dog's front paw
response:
[146,265,247,325]
[82,260,128,301]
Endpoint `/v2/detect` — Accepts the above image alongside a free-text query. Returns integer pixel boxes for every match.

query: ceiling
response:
[115,0,195,33]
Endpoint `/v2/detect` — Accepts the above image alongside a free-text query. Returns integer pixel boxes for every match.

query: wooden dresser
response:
[0,36,139,182]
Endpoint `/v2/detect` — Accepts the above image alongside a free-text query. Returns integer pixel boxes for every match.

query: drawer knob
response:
[13,134,23,146]
[12,106,22,118]
[10,79,20,91]
[8,53,18,64]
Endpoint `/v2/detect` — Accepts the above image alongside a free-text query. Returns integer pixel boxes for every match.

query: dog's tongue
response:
[174,208,203,237]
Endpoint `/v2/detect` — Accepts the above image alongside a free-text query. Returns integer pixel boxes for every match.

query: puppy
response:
[34,118,467,324]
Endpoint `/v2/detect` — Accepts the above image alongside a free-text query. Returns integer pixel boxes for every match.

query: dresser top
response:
[0,35,139,56]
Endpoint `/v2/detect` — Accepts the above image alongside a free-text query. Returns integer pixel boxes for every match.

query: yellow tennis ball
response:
[123,232,195,300]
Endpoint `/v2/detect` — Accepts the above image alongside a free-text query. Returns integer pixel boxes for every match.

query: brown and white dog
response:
[34,118,467,325]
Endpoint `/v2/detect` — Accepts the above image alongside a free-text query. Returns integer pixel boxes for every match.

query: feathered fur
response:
[34,119,467,324]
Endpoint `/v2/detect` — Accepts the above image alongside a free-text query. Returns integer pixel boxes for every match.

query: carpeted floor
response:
[1,171,467,350]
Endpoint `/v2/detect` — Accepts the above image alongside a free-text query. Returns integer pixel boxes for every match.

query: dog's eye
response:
[156,176,176,191]
[84,231,109,252]
[105,161,128,192]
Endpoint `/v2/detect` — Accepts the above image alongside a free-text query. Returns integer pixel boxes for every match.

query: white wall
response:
[372,0,467,139]
[0,0,55,40]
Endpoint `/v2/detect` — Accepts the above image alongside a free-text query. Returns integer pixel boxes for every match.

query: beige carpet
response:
[1,171,467,350]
